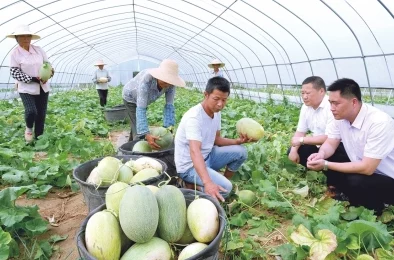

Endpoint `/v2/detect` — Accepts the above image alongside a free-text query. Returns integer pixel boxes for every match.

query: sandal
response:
[24,131,33,143]
[176,178,186,188]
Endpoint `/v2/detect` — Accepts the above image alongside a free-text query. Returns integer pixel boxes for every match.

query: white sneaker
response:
[25,131,33,143]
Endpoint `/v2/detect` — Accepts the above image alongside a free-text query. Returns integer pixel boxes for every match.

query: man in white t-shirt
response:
[307,78,394,214]
[174,77,252,202]
[289,76,348,187]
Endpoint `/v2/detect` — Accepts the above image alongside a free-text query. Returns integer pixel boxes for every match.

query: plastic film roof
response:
[1,0,394,111]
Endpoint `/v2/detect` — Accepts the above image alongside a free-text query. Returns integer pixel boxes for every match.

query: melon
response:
[130,168,159,183]
[106,182,129,217]
[119,185,159,243]
[99,77,108,83]
[120,237,171,260]
[86,167,100,185]
[132,140,152,153]
[176,223,196,244]
[146,185,160,194]
[238,190,256,206]
[187,198,219,243]
[96,156,122,186]
[85,210,121,260]
[236,118,264,140]
[155,186,187,242]
[118,163,134,183]
[178,242,208,260]
[150,127,173,150]
[133,157,163,173]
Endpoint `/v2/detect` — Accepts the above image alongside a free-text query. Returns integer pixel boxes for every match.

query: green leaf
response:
[356,254,374,260]
[25,218,48,236]
[376,248,394,259]
[34,240,52,260]
[346,220,392,251]
[274,244,296,260]
[380,211,394,224]
[48,234,68,243]
[229,212,251,227]
[226,241,244,251]
[0,208,29,227]
[346,235,360,250]
[292,214,313,231]
[341,206,363,221]
[0,244,9,260]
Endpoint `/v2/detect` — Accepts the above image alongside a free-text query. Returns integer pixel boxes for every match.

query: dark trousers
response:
[288,143,394,213]
[97,89,108,107]
[123,99,137,141]
[19,87,49,138]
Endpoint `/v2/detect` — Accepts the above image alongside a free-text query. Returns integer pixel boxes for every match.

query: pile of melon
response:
[85,156,164,186]
[84,184,221,259]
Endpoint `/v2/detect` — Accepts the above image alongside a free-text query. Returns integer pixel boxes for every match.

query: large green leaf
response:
[346,220,392,251]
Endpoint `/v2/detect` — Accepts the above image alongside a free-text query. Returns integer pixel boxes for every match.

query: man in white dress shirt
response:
[289,76,348,188]
[307,78,394,214]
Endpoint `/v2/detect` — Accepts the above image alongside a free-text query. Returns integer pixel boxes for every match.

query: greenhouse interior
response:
[1,0,394,259]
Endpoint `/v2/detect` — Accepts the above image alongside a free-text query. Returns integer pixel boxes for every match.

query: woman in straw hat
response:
[208,58,225,78]
[7,24,54,143]
[92,59,111,107]
[122,59,185,149]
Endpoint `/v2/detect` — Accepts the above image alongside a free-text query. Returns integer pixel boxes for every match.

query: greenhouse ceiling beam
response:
[272,0,338,79]
[21,0,119,66]
[321,0,374,105]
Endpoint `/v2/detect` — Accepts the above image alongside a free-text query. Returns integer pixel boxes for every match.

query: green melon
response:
[132,140,152,152]
[150,127,173,150]
[120,237,171,260]
[105,182,129,217]
[236,118,264,141]
[238,190,257,206]
[178,242,208,260]
[130,168,159,183]
[85,210,121,260]
[176,222,196,244]
[119,185,159,243]
[155,185,187,242]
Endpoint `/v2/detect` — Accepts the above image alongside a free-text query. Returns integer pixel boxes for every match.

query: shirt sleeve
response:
[136,74,152,108]
[10,67,33,83]
[107,71,111,82]
[92,70,97,83]
[10,50,19,68]
[364,120,394,159]
[165,86,175,105]
[163,104,175,128]
[136,107,149,135]
[326,120,341,140]
[296,104,308,133]
[185,117,202,142]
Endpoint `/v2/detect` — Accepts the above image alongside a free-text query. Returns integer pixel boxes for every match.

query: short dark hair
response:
[205,76,230,94]
[302,76,326,91]
[327,78,362,101]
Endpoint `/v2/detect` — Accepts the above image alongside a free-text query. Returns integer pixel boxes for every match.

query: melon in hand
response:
[236,118,264,141]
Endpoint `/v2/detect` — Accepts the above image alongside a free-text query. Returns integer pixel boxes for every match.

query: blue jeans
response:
[179,145,247,198]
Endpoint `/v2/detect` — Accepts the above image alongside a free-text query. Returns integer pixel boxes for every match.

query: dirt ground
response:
[15,130,129,260]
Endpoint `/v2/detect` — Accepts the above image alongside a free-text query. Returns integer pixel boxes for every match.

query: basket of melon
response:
[76,185,226,260]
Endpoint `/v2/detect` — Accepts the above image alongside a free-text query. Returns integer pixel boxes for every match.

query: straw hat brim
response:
[6,33,40,40]
[94,63,106,66]
[149,68,185,87]
[208,63,225,68]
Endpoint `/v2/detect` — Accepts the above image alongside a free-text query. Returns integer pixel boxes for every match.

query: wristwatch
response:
[299,137,304,145]
[323,160,328,171]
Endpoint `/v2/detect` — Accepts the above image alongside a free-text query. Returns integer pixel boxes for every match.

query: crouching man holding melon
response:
[174,77,256,202]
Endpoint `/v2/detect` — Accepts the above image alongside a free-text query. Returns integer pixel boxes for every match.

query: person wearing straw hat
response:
[7,24,54,143]
[122,59,185,149]
[208,58,225,78]
[92,59,111,107]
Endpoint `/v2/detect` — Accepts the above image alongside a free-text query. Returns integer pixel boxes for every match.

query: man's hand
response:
[288,150,300,164]
[145,134,161,150]
[307,159,325,171]
[236,133,255,144]
[204,181,227,202]
[291,136,302,147]
[308,152,324,162]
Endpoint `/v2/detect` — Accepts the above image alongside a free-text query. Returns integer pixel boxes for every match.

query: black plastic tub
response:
[73,155,168,212]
